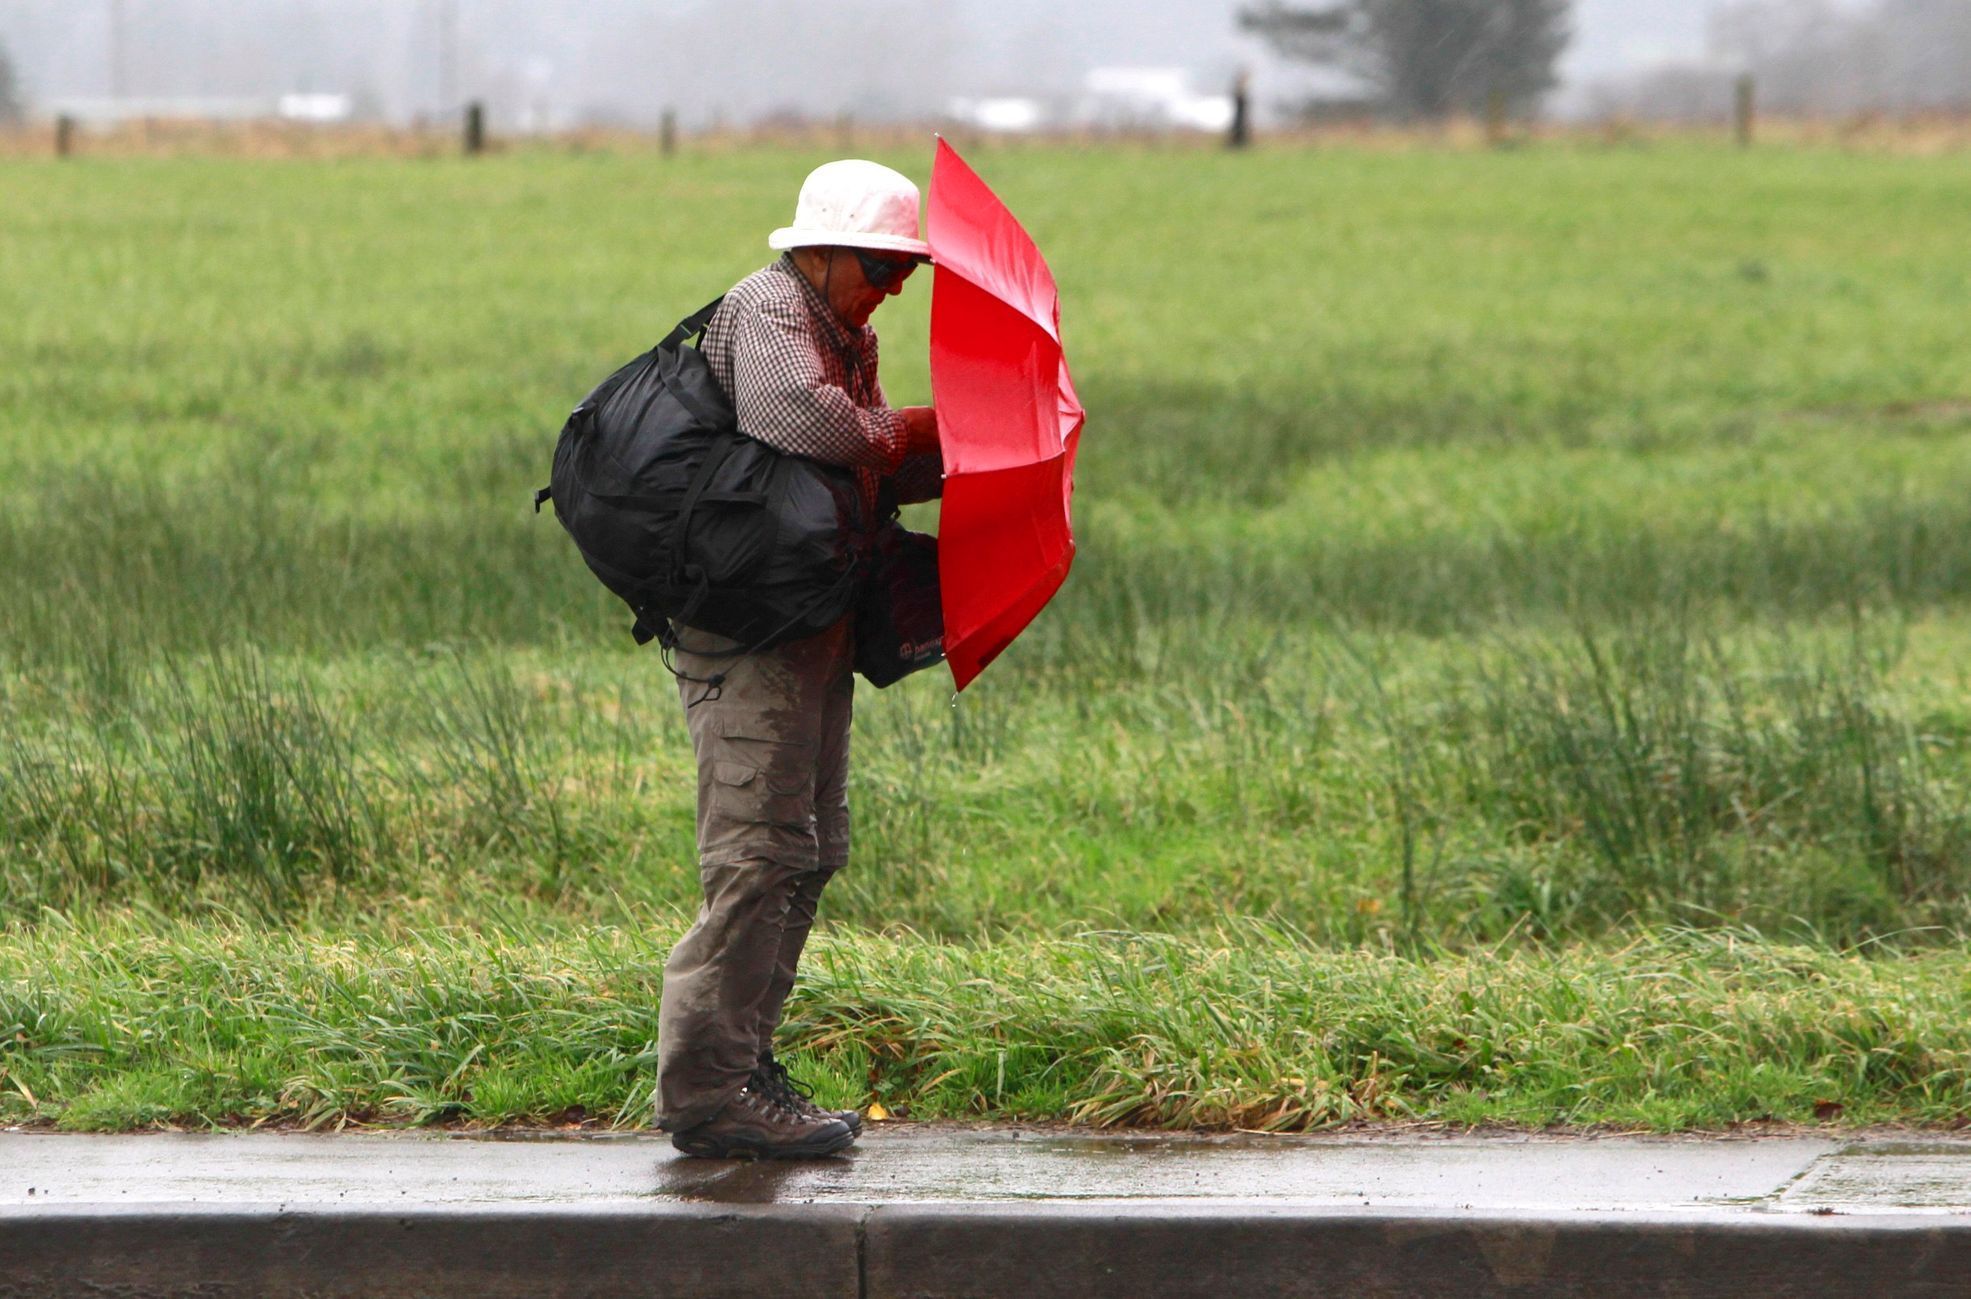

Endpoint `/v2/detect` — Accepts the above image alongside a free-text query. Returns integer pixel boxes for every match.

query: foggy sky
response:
[0,1,1826,126]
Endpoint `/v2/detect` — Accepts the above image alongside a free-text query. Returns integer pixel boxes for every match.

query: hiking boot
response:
[669,1085,855,1160]
[756,1049,863,1136]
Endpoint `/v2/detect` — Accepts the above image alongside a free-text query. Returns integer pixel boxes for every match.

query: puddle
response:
[1780,1144,1971,1213]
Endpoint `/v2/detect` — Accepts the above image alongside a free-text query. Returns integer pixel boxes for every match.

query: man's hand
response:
[900,405,940,455]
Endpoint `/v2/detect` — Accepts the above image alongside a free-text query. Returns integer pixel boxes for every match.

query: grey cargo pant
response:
[655,617,854,1132]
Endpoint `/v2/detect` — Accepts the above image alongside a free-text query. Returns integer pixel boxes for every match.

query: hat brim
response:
[769,228,933,259]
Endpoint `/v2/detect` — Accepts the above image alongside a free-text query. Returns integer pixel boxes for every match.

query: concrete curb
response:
[864,1204,1971,1299]
[6,1203,1971,1299]
[0,1204,862,1299]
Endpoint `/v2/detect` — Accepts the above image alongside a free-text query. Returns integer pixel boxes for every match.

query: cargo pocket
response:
[711,732,814,833]
[712,760,760,789]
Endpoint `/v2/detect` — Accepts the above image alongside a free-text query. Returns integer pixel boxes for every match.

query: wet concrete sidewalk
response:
[3,1127,1970,1297]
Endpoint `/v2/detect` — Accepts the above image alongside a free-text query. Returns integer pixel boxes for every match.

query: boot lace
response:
[754,1052,824,1117]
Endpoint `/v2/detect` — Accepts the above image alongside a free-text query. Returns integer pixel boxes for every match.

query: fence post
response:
[660,107,677,157]
[55,115,76,158]
[1485,87,1509,148]
[1228,71,1251,149]
[1735,74,1756,148]
[463,100,486,155]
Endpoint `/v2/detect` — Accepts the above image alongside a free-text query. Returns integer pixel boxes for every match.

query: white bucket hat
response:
[768,159,932,260]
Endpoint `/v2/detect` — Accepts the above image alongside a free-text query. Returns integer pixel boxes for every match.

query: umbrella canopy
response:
[926,138,1085,690]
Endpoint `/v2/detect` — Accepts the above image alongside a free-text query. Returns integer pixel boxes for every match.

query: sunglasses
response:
[852,249,921,291]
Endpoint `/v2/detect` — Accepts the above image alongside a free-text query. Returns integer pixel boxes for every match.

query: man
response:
[656,160,941,1160]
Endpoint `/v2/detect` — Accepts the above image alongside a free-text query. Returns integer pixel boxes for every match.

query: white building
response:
[42,94,352,124]
[277,93,353,123]
[945,96,1050,133]
[1074,67,1235,132]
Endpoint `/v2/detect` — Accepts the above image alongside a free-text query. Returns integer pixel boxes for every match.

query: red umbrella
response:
[926,138,1085,690]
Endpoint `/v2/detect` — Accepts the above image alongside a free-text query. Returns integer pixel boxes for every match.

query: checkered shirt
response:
[701,255,943,513]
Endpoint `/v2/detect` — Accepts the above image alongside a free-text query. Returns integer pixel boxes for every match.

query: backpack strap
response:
[668,434,743,582]
[659,297,724,351]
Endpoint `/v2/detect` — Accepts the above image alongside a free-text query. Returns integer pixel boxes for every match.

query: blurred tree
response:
[1239,0,1572,121]
[1592,0,1971,121]
[0,38,24,125]
[1711,0,1971,114]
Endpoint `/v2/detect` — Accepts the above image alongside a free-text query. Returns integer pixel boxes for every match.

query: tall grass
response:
[2,653,383,909]
[4,612,1966,945]
[0,650,607,916]
[4,915,1969,1132]
[9,458,1971,668]
[1450,617,1971,937]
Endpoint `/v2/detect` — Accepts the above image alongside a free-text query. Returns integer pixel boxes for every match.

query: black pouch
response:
[854,522,944,687]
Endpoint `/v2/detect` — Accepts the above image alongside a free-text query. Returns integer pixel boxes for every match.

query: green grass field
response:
[4,138,1971,1130]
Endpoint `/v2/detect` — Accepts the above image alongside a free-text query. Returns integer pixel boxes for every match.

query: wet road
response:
[3,1126,1968,1214]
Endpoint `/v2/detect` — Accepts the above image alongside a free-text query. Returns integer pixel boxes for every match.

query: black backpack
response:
[535,299,869,661]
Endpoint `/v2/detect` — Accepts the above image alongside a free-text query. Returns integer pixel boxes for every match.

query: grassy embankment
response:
[3,141,1971,1129]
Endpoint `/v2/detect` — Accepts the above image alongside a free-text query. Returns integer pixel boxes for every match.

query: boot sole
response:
[672,1124,857,1160]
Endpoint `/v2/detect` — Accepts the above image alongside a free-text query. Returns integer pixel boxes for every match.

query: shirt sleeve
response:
[726,294,909,473]
[867,370,942,504]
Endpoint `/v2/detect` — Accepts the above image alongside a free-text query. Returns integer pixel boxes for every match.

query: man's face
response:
[827,248,920,327]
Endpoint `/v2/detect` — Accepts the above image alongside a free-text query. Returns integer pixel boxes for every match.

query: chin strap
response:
[791,250,872,386]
